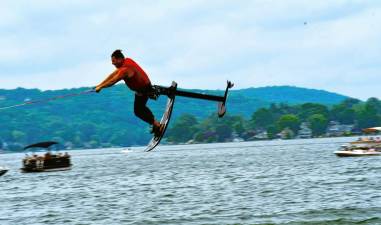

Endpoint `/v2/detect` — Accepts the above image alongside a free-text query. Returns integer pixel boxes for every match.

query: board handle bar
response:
[153,80,233,117]
[174,89,224,102]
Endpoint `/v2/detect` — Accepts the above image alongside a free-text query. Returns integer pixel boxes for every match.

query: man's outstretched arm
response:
[95,68,132,92]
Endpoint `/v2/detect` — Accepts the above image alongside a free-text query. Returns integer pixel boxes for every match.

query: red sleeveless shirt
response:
[120,58,151,91]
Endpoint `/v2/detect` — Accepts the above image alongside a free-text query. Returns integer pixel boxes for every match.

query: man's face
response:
[111,57,124,68]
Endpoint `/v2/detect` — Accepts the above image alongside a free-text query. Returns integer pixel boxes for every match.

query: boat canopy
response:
[24,141,59,150]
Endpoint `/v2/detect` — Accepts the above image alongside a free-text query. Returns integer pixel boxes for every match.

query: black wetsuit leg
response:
[134,94,155,125]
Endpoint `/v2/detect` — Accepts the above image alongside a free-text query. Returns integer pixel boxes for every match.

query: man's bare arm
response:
[95,68,132,92]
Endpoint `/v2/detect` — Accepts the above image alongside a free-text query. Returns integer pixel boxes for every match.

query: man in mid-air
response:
[95,49,163,136]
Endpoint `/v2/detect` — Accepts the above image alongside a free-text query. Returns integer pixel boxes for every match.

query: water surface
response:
[1,137,381,224]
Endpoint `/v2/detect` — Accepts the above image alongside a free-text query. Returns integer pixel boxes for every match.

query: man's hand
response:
[95,86,102,93]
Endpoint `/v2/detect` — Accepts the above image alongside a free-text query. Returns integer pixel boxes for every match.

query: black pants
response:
[134,88,155,125]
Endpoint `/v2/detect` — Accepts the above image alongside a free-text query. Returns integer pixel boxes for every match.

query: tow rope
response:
[0,89,95,110]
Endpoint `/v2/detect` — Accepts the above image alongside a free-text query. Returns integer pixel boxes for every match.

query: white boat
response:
[334,137,381,157]
[334,149,381,157]
[0,166,8,176]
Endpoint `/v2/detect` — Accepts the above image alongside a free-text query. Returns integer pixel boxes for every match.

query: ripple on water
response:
[1,138,381,224]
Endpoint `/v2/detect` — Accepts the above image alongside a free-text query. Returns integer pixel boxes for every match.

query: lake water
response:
[1,137,381,225]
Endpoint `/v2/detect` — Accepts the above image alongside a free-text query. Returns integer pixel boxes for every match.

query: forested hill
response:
[0,85,350,150]
[238,86,348,105]
[0,84,348,118]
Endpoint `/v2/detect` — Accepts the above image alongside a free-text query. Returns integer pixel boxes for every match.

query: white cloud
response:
[0,0,381,100]
[1,60,111,90]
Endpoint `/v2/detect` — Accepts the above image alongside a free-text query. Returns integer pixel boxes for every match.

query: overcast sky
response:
[0,0,380,100]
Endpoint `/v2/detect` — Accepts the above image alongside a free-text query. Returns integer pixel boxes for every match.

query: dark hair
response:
[111,49,125,59]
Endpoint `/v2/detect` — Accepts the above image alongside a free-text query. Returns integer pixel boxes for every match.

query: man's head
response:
[111,49,125,68]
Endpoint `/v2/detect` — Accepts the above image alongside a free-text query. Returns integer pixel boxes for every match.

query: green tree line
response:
[166,98,381,143]
[0,85,358,151]
[2,96,381,151]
